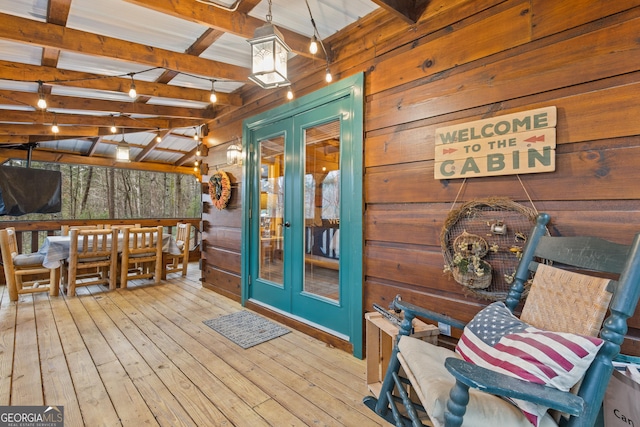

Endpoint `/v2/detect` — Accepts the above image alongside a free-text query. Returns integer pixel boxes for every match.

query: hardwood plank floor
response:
[0,264,389,427]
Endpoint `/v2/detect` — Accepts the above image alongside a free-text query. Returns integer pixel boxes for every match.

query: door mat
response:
[203,311,290,349]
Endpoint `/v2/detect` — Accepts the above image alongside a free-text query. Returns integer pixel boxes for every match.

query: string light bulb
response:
[209,80,217,103]
[110,115,117,133]
[286,88,294,100]
[309,35,318,55]
[196,144,202,157]
[155,129,162,143]
[305,0,332,86]
[51,115,59,134]
[37,81,47,109]
[325,67,333,83]
[128,74,137,98]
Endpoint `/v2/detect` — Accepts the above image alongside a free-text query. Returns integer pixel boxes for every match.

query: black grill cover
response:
[0,166,62,216]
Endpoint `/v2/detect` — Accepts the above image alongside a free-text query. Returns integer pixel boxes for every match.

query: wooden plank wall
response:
[201,145,244,301]
[200,0,640,356]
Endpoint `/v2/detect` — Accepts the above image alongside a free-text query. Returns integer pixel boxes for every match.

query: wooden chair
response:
[165,222,190,277]
[0,227,59,301]
[110,224,141,233]
[364,213,640,427]
[65,228,118,296]
[60,224,107,236]
[119,226,163,288]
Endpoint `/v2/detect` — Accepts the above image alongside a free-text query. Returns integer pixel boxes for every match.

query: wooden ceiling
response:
[0,0,425,175]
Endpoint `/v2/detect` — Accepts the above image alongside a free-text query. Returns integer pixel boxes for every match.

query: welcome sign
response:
[434,106,557,179]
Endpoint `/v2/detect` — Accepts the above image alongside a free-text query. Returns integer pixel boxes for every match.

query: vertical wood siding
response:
[201,0,640,355]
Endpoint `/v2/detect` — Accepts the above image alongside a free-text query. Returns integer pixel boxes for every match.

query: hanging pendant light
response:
[209,80,218,103]
[128,73,137,98]
[37,81,47,109]
[110,115,117,133]
[116,128,130,162]
[247,0,291,89]
[325,67,333,83]
[309,35,318,55]
[227,141,242,165]
[51,114,59,134]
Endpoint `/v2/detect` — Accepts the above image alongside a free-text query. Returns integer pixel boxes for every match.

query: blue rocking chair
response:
[364,213,640,427]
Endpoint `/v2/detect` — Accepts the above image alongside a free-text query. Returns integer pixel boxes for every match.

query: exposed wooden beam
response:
[0,61,242,107]
[0,124,101,137]
[0,90,215,120]
[236,0,262,14]
[0,136,29,144]
[135,129,171,162]
[85,137,102,157]
[41,48,61,67]
[187,28,225,56]
[124,0,323,59]
[47,0,72,24]
[42,0,73,67]
[0,12,249,82]
[175,146,198,167]
[370,0,430,24]
[0,146,196,175]
[137,28,226,103]
[0,62,241,107]
[0,110,170,129]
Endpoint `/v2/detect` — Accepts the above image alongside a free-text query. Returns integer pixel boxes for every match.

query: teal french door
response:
[242,74,364,357]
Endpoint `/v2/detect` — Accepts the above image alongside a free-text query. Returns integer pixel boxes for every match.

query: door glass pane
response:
[259,135,285,284]
[304,120,340,301]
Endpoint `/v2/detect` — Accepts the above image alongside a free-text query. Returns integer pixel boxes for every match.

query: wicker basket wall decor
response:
[441,198,543,301]
[451,231,492,289]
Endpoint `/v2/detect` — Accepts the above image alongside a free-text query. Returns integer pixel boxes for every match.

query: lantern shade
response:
[227,143,242,165]
[248,23,291,89]
[116,141,130,162]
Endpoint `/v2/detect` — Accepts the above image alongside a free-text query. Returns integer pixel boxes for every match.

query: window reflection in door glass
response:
[304,120,340,301]
[259,135,285,285]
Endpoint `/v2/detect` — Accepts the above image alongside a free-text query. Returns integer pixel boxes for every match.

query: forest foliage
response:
[2,160,201,221]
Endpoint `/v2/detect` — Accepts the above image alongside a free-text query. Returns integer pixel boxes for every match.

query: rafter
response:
[0,136,29,144]
[85,137,102,157]
[0,12,249,82]
[124,0,323,59]
[0,146,196,175]
[175,146,199,167]
[47,0,72,24]
[0,61,242,107]
[0,124,101,137]
[42,0,73,68]
[0,110,170,129]
[135,129,171,162]
[0,90,215,120]
[370,0,430,24]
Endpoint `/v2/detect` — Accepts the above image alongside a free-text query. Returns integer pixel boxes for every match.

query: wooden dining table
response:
[39,233,182,279]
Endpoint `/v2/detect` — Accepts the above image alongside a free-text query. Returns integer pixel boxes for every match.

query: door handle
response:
[284,221,291,228]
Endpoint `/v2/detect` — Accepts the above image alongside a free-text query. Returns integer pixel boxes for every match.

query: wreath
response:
[208,171,231,210]
[441,198,543,301]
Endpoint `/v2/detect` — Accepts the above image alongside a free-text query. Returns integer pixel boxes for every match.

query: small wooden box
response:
[365,311,439,398]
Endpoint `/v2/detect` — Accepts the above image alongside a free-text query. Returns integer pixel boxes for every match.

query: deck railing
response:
[0,217,201,262]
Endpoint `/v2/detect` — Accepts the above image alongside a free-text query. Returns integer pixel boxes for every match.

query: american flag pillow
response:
[455,301,604,427]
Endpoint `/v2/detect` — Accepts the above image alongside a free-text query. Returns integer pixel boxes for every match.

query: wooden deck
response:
[0,265,388,427]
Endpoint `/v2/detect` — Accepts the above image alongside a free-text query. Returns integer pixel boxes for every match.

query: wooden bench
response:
[305,254,339,270]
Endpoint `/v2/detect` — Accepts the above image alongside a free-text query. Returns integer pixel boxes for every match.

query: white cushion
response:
[398,336,557,427]
[13,252,45,267]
